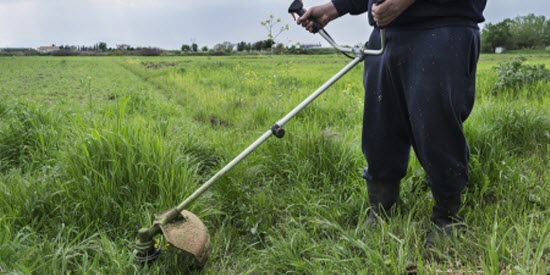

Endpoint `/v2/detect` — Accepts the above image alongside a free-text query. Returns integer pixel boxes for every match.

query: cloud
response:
[1,0,549,49]
[484,0,550,23]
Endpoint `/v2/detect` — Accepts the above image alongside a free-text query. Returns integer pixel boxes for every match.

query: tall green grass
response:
[0,54,548,274]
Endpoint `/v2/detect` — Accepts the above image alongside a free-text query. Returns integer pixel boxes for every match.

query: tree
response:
[510,14,547,49]
[481,19,513,53]
[98,42,107,51]
[213,41,234,53]
[253,41,264,51]
[237,41,248,52]
[544,20,550,46]
[181,44,191,52]
[191,43,198,52]
[201,46,208,52]
[263,39,275,50]
[273,43,286,54]
[250,39,276,51]
[481,14,550,52]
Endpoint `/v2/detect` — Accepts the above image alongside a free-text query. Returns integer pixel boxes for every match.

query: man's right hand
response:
[296,2,339,33]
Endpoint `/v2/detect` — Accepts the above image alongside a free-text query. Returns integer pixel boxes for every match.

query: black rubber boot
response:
[426,195,464,247]
[366,181,400,224]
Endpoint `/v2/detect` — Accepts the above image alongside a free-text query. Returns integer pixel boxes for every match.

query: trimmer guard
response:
[158,210,211,267]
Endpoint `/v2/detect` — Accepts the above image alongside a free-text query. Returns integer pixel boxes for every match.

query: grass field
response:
[0,52,548,274]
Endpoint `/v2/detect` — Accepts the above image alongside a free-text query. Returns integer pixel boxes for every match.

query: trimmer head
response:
[134,246,162,263]
[134,227,162,264]
[159,210,211,267]
[134,209,211,268]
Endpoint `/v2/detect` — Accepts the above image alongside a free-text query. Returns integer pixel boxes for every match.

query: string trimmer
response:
[134,0,386,267]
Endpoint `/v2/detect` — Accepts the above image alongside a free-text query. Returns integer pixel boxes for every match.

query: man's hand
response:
[372,0,415,27]
[296,2,339,33]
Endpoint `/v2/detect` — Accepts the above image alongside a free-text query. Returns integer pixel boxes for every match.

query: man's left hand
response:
[371,0,416,27]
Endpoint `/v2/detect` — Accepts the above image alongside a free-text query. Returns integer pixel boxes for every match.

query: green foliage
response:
[493,57,550,93]
[212,41,234,53]
[98,42,107,52]
[181,44,191,52]
[510,14,550,49]
[481,14,550,52]
[236,41,249,52]
[481,19,514,53]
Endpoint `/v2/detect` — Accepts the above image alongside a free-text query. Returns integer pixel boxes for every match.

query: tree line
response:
[481,14,550,53]
[180,39,294,54]
[5,14,547,57]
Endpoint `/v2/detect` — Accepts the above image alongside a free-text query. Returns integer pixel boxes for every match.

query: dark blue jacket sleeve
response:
[331,0,368,16]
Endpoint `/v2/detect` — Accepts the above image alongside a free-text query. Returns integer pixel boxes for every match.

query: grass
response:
[0,53,548,274]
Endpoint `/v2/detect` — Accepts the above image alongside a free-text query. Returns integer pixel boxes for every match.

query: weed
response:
[493,57,550,95]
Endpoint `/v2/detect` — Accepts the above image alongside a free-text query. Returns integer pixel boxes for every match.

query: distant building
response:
[300,42,322,49]
[38,46,60,53]
[117,44,131,50]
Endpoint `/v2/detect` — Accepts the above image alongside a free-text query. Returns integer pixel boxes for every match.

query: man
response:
[297,0,487,244]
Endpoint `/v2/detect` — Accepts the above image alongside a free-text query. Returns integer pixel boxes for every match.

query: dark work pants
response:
[362,27,480,201]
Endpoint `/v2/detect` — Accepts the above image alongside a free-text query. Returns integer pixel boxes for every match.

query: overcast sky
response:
[1,0,549,49]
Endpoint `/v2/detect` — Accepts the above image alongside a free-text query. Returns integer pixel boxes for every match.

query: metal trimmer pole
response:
[135,55,365,262]
[165,55,365,221]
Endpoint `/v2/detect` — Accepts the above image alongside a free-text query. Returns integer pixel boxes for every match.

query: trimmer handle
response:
[288,0,323,33]
[290,0,387,57]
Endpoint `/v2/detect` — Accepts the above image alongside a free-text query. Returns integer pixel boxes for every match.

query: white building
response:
[38,46,60,53]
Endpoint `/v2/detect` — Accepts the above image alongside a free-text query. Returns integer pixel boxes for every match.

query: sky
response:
[0,0,549,50]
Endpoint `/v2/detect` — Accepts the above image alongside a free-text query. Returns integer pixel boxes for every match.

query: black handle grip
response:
[288,0,304,15]
[288,0,322,33]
